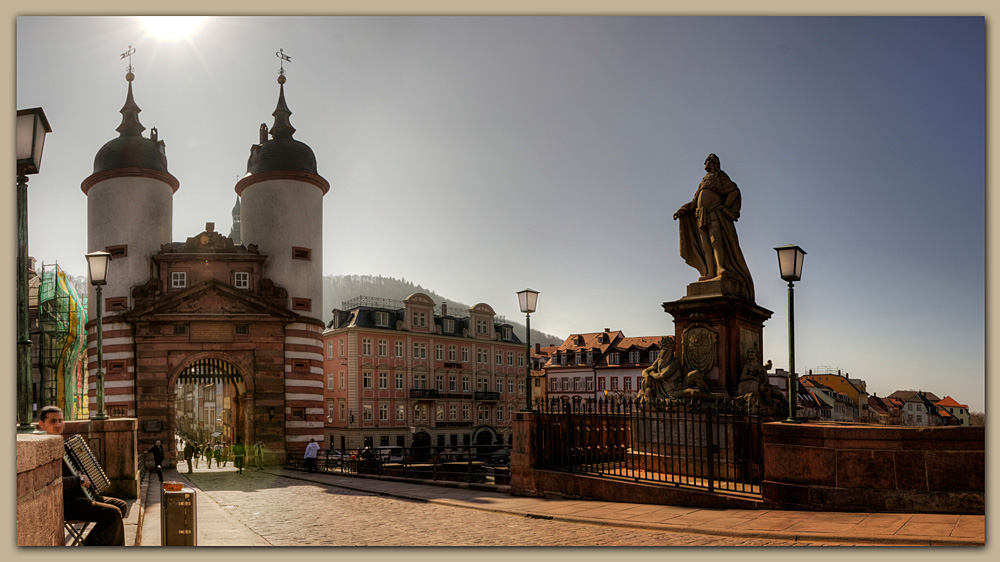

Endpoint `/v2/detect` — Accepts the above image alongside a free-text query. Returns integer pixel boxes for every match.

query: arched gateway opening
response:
[173,357,254,454]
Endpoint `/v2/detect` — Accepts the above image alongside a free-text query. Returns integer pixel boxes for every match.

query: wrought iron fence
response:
[536,396,764,496]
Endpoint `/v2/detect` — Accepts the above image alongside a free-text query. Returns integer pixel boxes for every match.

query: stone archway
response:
[170,355,256,458]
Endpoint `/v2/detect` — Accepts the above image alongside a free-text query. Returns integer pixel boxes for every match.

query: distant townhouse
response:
[934,396,970,426]
[799,378,850,420]
[800,369,868,421]
[530,343,558,404]
[541,329,664,405]
[322,294,526,453]
[889,390,944,426]
[866,394,903,424]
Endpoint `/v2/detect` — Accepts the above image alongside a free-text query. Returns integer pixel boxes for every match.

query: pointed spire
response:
[116,73,145,138]
[269,75,296,140]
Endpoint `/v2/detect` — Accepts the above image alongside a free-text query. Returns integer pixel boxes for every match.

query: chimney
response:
[206,222,215,233]
[441,303,447,316]
[605,328,610,332]
[535,343,541,353]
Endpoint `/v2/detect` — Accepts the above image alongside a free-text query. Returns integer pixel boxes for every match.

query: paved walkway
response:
[137,464,984,546]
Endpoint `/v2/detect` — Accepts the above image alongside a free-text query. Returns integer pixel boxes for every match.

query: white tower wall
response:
[86,177,173,318]
[239,178,323,320]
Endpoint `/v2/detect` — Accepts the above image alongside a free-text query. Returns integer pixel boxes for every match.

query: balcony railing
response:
[409,388,439,399]
[474,391,500,401]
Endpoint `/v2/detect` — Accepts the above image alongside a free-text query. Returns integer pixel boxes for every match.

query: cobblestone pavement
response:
[182,468,857,546]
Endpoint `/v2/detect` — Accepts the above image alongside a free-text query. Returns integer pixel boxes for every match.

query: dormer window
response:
[476,319,488,335]
[608,352,620,365]
[629,351,640,363]
[501,326,512,340]
[413,311,427,328]
[373,311,390,327]
[442,318,454,333]
[234,271,249,289]
[171,271,187,289]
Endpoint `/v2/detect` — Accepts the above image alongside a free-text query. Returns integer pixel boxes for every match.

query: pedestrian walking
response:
[232,436,247,474]
[254,441,264,471]
[304,439,320,473]
[206,444,214,469]
[194,444,201,468]
[213,443,223,468]
[183,441,195,474]
[145,440,165,482]
[221,443,229,468]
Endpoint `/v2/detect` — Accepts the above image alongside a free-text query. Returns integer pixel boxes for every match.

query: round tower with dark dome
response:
[80,69,178,418]
[235,71,329,322]
[235,69,329,450]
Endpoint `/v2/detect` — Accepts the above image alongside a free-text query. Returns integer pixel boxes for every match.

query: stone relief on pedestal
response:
[736,343,787,418]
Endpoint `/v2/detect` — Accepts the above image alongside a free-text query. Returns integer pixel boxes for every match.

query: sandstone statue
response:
[637,337,683,403]
[674,153,755,300]
[637,336,715,406]
[737,345,787,417]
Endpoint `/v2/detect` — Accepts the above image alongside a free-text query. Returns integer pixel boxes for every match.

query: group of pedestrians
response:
[182,438,266,474]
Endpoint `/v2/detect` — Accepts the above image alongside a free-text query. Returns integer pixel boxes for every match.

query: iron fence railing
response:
[536,397,764,496]
[286,445,511,486]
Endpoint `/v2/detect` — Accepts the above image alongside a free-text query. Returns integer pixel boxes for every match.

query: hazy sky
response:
[16,16,985,410]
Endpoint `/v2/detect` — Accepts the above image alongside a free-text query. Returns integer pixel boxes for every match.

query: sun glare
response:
[139,16,208,42]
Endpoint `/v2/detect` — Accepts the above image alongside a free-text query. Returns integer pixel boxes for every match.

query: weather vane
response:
[120,45,136,79]
[276,48,291,79]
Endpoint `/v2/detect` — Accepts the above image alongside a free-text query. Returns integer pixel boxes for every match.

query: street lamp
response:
[517,288,539,410]
[16,108,52,432]
[775,245,806,423]
[85,250,112,420]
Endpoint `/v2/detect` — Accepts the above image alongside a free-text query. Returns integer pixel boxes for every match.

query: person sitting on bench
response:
[37,406,127,546]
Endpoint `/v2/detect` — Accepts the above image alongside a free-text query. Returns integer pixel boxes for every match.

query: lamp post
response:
[517,288,539,410]
[775,245,806,423]
[16,108,52,432]
[85,250,112,420]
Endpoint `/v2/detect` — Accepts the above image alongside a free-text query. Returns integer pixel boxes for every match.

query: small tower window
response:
[292,247,312,261]
[235,324,250,335]
[171,272,187,289]
[292,298,312,311]
[234,272,249,289]
[105,245,127,258]
[105,297,128,311]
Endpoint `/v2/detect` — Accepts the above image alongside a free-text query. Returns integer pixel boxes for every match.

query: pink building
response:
[322,293,526,453]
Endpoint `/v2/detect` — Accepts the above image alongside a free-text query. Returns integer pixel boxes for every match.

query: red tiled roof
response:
[938,408,952,418]
[553,331,623,352]
[614,336,662,351]
[935,396,968,409]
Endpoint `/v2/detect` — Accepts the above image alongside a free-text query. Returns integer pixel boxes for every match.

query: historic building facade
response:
[322,294,526,453]
[82,68,327,464]
[541,329,663,404]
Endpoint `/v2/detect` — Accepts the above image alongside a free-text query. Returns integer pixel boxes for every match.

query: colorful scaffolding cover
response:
[39,265,88,417]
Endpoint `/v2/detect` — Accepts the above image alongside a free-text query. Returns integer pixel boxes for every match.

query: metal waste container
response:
[161,482,197,546]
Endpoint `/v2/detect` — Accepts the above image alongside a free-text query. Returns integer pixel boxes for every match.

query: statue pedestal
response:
[663,292,772,396]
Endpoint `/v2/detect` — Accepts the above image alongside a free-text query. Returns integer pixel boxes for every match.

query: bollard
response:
[161,481,197,546]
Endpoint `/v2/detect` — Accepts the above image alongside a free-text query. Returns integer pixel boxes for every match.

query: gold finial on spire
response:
[120,45,136,82]
[276,48,291,84]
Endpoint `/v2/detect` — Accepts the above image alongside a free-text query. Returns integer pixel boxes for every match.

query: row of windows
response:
[350,338,525,365]
[348,403,512,423]
[551,350,659,366]
[326,371,525,394]
[548,376,641,392]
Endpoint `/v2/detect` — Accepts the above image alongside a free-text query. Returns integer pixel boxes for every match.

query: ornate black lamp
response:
[85,250,112,420]
[517,288,539,410]
[775,245,806,423]
[16,108,51,432]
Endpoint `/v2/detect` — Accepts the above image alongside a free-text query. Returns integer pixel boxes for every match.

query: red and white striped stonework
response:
[284,321,325,451]
[87,320,135,417]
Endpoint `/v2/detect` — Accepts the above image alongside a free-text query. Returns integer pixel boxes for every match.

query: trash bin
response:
[161,482,197,546]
